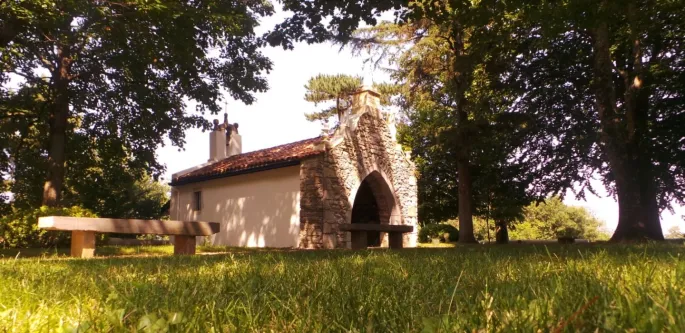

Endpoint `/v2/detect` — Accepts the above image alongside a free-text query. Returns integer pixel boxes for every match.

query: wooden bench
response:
[338,224,413,249]
[38,216,220,258]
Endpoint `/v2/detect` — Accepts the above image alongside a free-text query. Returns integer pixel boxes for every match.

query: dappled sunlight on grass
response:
[0,244,684,331]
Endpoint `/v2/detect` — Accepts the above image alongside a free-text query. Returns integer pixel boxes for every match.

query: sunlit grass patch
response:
[0,244,684,332]
[0,244,308,259]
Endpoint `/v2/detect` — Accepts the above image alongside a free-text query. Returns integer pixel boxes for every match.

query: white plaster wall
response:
[171,166,301,247]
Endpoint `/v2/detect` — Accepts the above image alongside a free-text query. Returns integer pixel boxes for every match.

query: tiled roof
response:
[171,137,323,185]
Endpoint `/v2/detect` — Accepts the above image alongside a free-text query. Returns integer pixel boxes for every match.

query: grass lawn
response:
[1,244,684,332]
[0,244,283,259]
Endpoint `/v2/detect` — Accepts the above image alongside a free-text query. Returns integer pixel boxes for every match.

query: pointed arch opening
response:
[350,170,399,247]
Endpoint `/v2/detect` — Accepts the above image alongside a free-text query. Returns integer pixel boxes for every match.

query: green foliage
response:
[506,0,685,240]
[1,0,274,206]
[0,205,96,248]
[418,223,459,243]
[303,74,363,123]
[508,198,608,241]
[2,245,685,331]
[66,173,169,220]
[666,226,684,239]
[266,0,406,47]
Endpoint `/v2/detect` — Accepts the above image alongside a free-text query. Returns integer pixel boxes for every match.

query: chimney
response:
[226,123,242,157]
[351,87,381,116]
[208,118,227,162]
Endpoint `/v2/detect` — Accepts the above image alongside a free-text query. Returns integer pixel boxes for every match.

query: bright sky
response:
[152,7,682,235]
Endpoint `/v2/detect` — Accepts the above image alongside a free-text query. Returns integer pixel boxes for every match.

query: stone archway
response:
[349,170,400,247]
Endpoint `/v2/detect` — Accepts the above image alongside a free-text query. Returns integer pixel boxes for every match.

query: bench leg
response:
[71,231,96,258]
[389,232,404,249]
[350,231,368,249]
[174,235,196,255]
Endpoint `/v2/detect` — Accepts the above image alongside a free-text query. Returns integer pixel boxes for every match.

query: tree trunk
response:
[495,221,508,244]
[42,47,71,207]
[456,109,478,243]
[591,18,663,241]
[611,168,662,241]
[0,23,18,48]
[448,21,477,244]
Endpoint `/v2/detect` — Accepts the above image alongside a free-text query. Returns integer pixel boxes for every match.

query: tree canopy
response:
[509,0,685,240]
[1,0,273,208]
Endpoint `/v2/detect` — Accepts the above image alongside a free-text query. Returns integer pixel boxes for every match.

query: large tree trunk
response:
[42,47,71,207]
[611,166,662,241]
[456,109,478,243]
[449,21,478,244]
[591,18,663,241]
[495,221,509,244]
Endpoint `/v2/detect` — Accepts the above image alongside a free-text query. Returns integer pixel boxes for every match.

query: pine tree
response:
[303,74,363,124]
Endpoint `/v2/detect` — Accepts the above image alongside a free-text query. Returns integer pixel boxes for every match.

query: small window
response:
[192,191,202,211]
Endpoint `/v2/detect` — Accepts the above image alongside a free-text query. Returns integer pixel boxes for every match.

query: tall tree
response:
[512,0,685,241]
[303,74,363,123]
[1,0,273,207]
[353,1,526,243]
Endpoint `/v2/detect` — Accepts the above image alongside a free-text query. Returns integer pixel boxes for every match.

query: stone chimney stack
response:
[351,87,381,117]
[208,119,227,162]
[208,113,242,161]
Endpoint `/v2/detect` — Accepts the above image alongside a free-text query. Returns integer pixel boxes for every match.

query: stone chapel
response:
[169,89,418,249]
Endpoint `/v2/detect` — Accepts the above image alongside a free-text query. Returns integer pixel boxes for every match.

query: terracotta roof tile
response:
[171,136,323,185]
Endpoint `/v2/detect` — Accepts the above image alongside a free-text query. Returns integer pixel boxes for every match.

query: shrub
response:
[0,205,97,248]
[418,224,459,243]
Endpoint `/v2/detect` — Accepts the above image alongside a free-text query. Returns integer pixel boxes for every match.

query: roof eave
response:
[169,159,303,187]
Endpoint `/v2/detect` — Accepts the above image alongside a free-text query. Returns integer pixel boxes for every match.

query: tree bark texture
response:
[495,221,509,244]
[591,19,663,241]
[42,46,71,207]
[456,107,478,243]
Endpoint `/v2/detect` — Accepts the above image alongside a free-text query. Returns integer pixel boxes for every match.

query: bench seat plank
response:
[38,216,220,236]
[339,224,413,233]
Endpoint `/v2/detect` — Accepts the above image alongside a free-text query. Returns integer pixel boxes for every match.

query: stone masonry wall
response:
[298,155,325,249]
[298,109,418,249]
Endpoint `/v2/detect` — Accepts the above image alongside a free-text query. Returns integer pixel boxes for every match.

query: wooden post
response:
[350,231,368,249]
[71,231,96,258]
[174,235,196,255]
[388,232,404,249]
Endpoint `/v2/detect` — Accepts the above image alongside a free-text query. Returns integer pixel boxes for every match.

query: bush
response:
[418,224,459,243]
[0,205,97,248]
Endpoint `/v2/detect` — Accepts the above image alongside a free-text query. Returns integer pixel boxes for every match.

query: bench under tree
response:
[38,216,220,258]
